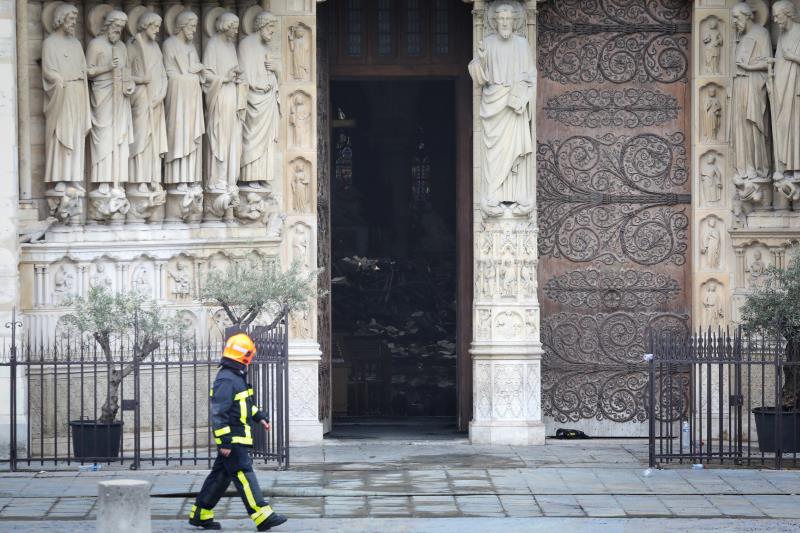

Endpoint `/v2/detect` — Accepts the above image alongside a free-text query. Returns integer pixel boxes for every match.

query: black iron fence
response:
[648,327,799,469]
[1,310,289,471]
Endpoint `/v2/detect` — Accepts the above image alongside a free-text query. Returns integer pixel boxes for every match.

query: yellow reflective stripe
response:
[248,388,254,396]
[237,471,260,512]
[213,426,231,437]
[231,435,253,445]
[189,504,197,519]
[214,437,222,445]
[209,387,213,398]
[234,390,249,401]
[250,506,274,525]
[251,405,259,416]
[200,508,214,520]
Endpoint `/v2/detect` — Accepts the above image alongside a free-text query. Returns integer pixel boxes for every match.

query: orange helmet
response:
[223,333,256,365]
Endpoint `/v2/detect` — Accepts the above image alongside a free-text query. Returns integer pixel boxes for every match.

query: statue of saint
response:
[747,250,767,289]
[702,283,724,329]
[772,1,800,185]
[468,1,535,215]
[203,12,246,191]
[703,87,722,141]
[127,10,168,187]
[732,3,771,181]
[288,24,310,80]
[239,11,280,187]
[703,18,723,75]
[86,9,135,186]
[701,218,721,270]
[291,162,310,212]
[41,3,91,185]
[289,94,311,148]
[700,153,723,204]
[162,10,205,185]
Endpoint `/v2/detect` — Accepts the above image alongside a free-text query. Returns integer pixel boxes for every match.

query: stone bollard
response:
[96,479,151,533]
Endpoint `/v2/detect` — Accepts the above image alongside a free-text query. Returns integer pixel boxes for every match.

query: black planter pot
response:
[752,407,800,453]
[69,420,123,460]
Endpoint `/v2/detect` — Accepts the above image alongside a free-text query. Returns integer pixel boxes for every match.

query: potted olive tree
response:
[62,286,186,460]
[201,258,320,332]
[740,256,800,453]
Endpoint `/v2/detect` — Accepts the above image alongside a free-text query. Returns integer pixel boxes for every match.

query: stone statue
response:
[239,11,281,187]
[86,9,134,187]
[235,192,269,224]
[203,11,245,192]
[703,18,723,75]
[53,264,75,304]
[288,24,310,80]
[293,225,310,269]
[162,10,205,185]
[772,1,800,195]
[41,3,91,188]
[747,250,767,289]
[289,94,311,148]
[732,3,771,183]
[132,266,152,296]
[702,282,724,329]
[701,218,721,270]
[468,1,535,216]
[46,181,85,225]
[127,10,168,190]
[266,211,285,239]
[481,260,495,298]
[700,153,722,204]
[703,87,722,141]
[292,161,310,212]
[169,261,192,298]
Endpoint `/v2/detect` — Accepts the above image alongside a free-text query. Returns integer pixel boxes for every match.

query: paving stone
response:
[270,496,323,518]
[746,495,800,519]
[498,495,542,517]
[323,496,367,518]
[658,495,720,517]
[706,495,765,517]
[0,497,54,518]
[615,495,670,517]
[575,495,625,517]
[367,496,412,517]
[411,495,459,517]
[535,495,585,517]
[455,495,504,517]
[47,497,93,518]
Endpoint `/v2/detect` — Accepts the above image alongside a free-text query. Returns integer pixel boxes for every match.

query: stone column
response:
[467,0,545,445]
[0,0,23,459]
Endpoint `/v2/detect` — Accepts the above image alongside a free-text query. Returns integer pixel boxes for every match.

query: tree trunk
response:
[98,340,160,424]
[784,335,800,410]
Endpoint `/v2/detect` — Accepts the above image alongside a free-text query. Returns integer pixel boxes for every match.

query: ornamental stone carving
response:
[168,261,192,299]
[289,91,312,148]
[702,84,722,143]
[291,158,312,213]
[468,0,535,217]
[700,217,721,270]
[700,152,722,205]
[288,23,311,81]
[701,280,725,329]
[703,17,723,75]
[772,1,800,200]
[41,2,91,216]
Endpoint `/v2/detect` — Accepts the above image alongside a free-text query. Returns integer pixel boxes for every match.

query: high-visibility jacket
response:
[210,358,268,447]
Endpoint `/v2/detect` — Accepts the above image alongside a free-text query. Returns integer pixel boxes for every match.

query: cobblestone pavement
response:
[1,440,799,530]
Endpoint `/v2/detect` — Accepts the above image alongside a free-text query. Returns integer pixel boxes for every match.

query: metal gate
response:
[2,309,289,471]
[536,0,692,435]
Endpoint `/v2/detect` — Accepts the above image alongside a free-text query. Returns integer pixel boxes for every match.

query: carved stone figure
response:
[703,87,722,141]
[203,12,245,191]
[235,192,269,224]
[290,309,311,338]
[289,93,311,148]
[127,10,168,191]
[747,250,767,289]
[89,185,130,222]
[468,1,535,216]
[162,10,205,185]
[501,260,517,297]
[292,162,311,212]
[41,3,91,186]
[46,182,85,225]
[90,263,112,289]
[266,211,285,239]
[702,282,724,329]
[293,225,310,269]
[703,18,723,75]
[701,218,721,270]
[732,3,771,183]
[132,266,152,296]
[477,309,491,338]
[480,260,495,298]
[288,24,310,80]
[53,264,75,304]
[732,172,764,227]
[520,261,535,298]
[700,153,722,204]
[239,12,280,187]
[87,9,134,186]
[772,2,800,193]
[169,261,192,298]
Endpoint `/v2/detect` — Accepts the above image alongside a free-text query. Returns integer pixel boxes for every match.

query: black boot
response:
[256,513,288,531]
[189,515,222,530]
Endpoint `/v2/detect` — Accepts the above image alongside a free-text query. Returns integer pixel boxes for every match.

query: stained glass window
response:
[406,0,422,57]
[377,0,393,56]
[433,0,449,55]
[346,0,363,56]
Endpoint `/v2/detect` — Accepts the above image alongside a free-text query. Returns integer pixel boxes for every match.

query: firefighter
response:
[189,333,288,531]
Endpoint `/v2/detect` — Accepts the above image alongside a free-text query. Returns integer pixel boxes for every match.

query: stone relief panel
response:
[493,364,524,419]
[700,216,723,271]
[131,261,155,298]
[89,260,114,292]
[744,244,770,290]
[700,15,724,75]
[290,157,312,213]
[52,262,77,305]
[291,222,312,270]
[700,279,725,330]
[288,90,312,149]
[287,22,311,82]
[167,257,193,301]
[288,363,318,419]
[700,82,725,144]
[699,150,724,206]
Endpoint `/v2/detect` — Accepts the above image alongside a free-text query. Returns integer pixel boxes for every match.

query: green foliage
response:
[740,256,800,340]
[200,258,321,329]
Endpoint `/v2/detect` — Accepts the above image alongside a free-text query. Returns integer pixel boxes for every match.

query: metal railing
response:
[1,309,289,471]
[648,327,799,469]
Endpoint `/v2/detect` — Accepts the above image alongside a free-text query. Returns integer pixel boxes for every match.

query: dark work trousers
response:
[193,445,273,526]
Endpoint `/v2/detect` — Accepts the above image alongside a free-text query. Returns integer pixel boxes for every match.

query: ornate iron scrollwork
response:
[544,88,679,129]
[543,269,680,310]
[541,311,689,423]
[537,0,690,85]
[537,133,690,265]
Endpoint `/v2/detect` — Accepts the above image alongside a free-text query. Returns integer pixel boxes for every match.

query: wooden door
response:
[536,0,692,435]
